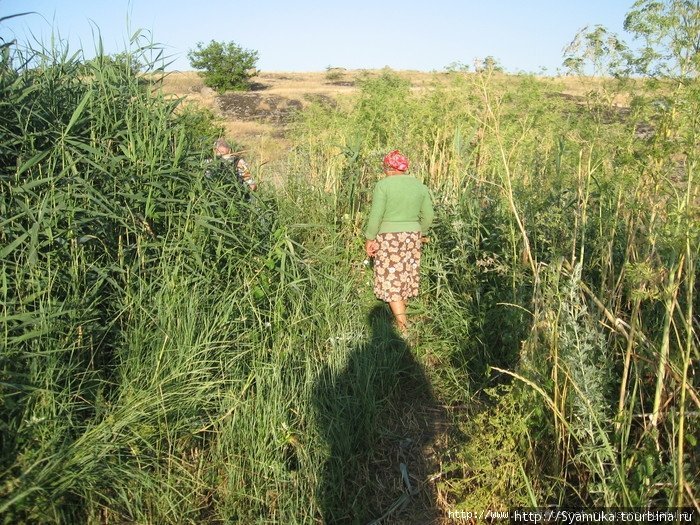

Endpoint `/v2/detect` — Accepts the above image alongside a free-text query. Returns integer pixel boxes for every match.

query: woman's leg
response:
[389,300,408,332]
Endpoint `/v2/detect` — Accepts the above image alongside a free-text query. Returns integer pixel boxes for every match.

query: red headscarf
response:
[383,150,409,172]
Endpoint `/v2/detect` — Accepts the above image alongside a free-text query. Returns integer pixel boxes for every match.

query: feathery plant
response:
[288,3,698,510]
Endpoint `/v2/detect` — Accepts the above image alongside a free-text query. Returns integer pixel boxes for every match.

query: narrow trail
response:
[366,320,454,524]
[374,369,452,525]
[312,302,457,524]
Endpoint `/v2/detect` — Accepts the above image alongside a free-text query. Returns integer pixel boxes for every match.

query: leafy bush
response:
[324,66,345,82]
[81,51,142,75]
[187,40,258,92]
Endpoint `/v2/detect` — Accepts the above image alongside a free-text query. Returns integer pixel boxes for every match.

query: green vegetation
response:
[325,66,347,83]
[188,40,259,92]
[1,2,698,523]
[81,51,143,76]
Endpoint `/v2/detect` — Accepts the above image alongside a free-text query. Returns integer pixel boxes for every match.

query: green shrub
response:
[187,40,258,92]
[324,66,345,82]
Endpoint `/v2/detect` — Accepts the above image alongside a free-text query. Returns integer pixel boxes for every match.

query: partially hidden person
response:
[210,138,258,192]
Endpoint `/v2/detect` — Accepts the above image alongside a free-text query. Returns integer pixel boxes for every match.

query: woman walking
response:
[364,150,434,333]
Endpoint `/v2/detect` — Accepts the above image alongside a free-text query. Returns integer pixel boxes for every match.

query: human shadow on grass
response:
[313,305,445,524]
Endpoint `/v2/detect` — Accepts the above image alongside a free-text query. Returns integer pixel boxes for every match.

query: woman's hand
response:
[365,239,379,257]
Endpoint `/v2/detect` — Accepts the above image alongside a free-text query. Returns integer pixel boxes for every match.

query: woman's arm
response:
[420,189,434,233]
[363,183,387,241]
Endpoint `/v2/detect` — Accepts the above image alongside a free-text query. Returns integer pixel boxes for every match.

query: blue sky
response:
[1,1,635,73]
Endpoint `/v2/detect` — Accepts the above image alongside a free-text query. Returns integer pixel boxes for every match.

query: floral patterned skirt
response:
[373,231,422,302]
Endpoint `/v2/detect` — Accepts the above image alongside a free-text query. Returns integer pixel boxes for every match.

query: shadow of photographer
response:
[313,305,445,524]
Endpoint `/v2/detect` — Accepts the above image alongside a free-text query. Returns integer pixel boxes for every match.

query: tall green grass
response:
[1,19,698,525]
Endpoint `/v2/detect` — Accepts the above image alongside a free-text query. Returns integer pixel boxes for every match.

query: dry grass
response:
[158,71,205,94]
[547,75,640,106]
